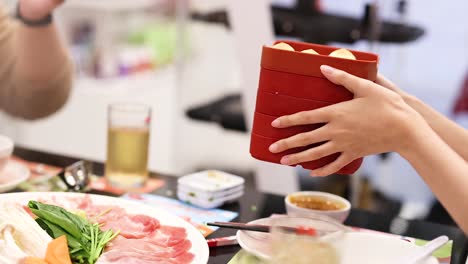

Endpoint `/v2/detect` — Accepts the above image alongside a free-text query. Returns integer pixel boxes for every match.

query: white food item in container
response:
[328,48,356,60]
[0,226,28,263]
[301,48,319,55]
[271,42,295,51]
[0,202,52,262]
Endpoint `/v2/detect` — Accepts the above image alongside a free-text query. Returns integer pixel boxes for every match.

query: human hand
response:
[19,0,64,21]
[376,74,423,112]
[269,65,428,176]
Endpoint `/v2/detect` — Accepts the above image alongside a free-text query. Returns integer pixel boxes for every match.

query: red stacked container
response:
[250,40,379,174]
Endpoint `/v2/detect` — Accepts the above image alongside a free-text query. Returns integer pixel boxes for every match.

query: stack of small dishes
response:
[177,170,245,209]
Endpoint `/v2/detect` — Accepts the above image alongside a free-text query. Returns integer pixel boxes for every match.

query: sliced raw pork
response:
[90,206,160,239]
[97,233,194,264]
[37,195,195,263]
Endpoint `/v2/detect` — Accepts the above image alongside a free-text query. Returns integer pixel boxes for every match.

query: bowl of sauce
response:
[285,191,351,223]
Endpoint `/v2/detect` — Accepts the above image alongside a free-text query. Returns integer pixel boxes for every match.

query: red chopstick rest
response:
[250,40,378,174]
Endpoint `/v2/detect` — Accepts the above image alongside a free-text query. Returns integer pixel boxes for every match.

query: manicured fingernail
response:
[269,143,279,153]
[320,65,336,75]
[280,156,291,165]
[271,119,281,127]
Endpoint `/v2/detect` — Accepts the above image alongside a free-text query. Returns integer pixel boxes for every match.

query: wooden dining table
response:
[10,147,468,264]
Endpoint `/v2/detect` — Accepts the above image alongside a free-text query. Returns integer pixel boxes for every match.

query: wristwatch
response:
[15,2,53,27]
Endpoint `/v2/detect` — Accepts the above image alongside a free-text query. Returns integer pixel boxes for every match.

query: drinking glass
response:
[268,216,343,264]
[105,103,151,188]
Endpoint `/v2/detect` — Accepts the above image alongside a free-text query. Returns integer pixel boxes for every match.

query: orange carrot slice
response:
[22,257,48,264]
[45,236,72,264]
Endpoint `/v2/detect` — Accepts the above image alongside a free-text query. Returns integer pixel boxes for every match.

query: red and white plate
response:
[0,192,209,264]
[0,161,30,193]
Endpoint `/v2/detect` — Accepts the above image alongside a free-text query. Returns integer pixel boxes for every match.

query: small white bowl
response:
[285,191,351,223]
[333,232,439,264]
[237,217,439,264]
[0,135,13,173]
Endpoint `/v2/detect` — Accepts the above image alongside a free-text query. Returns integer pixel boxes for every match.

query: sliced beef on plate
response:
[107,233,192,256]
[97,235,194,264]
[33,196,195,263]
[97,211,160,239]
[96,251,194,264]
[149,225,189,247]
[39,195,93,210]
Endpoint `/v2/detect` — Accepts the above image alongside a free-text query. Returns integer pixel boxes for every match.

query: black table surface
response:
[11,147,468,264]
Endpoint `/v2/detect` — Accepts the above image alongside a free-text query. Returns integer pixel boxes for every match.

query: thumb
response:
[320,65,372,97]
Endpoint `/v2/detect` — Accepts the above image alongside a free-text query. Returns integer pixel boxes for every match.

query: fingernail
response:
[280,156,291,165]
[269,143,279,153]
[271,119,281,127]
[320,65,336,75]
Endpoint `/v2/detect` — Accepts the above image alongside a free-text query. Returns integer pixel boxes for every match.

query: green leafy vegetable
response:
[29,201,86,239]
[28,201,119,264]
[36,218,83,252]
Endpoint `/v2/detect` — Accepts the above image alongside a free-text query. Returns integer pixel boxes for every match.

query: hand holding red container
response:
[250,40,379,175]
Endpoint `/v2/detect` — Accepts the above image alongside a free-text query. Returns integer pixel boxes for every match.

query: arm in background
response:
[399,117,468,235]
[271,66,468,234]
[0,1,72,120]
[378,75,468,162]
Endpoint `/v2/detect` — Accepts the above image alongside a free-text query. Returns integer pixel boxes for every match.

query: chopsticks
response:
[207,221,318,236]
[208,222,270,232]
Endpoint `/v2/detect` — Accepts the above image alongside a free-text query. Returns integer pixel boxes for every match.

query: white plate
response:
[237,217,439,264]
[0,192,209,264]
[333,232,439,264]
[237,216,348,260]
[0,161,30,193]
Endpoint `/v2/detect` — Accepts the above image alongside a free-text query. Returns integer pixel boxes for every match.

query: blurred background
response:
[0,0,467,229]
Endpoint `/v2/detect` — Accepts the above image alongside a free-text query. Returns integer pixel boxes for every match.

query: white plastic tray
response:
[178,170,245,193]
[177,190,244,209]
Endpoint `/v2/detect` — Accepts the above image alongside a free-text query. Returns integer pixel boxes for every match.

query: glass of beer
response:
[105,103,151,188]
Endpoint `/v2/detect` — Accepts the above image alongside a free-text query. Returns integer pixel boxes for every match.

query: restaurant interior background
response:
[0,0,467,226]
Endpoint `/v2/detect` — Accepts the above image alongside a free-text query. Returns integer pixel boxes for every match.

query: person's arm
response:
[377,75,468,161]
[270,66,468,234]
[399,121,468,234]
[0,0,72,119]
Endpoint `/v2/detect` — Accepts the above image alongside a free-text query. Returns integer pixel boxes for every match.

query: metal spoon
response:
[57,160,91,192]
[399,235,449,264]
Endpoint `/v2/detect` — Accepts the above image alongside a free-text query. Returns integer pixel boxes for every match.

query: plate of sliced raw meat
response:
[0,192,209,264]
